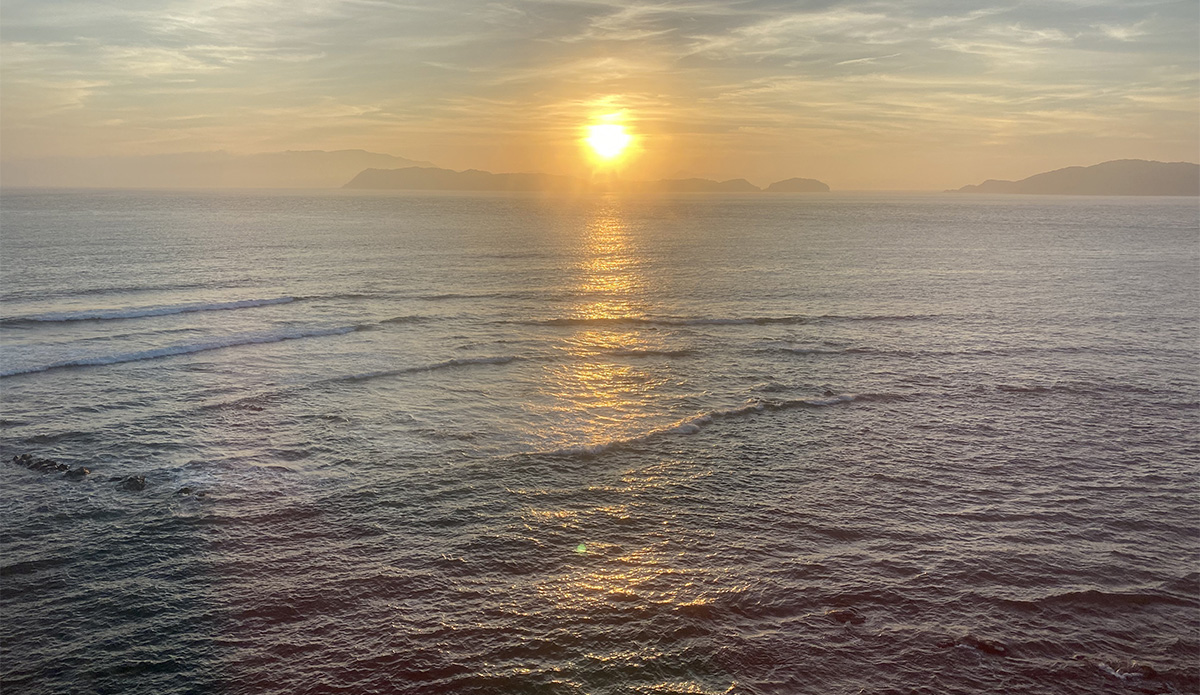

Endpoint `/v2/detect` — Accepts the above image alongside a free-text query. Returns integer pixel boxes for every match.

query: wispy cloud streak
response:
[1,0,1195,188]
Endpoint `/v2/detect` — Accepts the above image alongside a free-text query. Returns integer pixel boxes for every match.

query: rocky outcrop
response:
[12,453,158,491]
[115,475,147,491]
[11,453,68,473]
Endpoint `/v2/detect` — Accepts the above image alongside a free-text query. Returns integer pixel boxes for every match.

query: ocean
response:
[1,189,1196,695]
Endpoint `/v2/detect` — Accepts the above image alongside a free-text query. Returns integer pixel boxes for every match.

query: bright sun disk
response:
[586,124,632,160]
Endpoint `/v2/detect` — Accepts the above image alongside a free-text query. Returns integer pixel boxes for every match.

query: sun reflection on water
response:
[570,200,646,322]
[513,200,731,691]
[522,197,699,456]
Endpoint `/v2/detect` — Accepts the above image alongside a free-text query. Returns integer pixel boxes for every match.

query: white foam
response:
[0,325,359,377]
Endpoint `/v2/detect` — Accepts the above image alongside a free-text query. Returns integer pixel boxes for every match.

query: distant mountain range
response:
[344,167,831,193]
[1,150,435,189]
[953,159,1199,196]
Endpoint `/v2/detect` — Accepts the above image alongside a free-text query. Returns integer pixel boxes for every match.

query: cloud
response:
[1,0,1196,187]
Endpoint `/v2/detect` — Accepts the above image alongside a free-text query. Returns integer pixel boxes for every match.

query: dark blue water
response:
[2,190,1197,694]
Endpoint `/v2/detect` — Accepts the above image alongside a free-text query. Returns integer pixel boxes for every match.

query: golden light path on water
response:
[539,198,658,450]
[512,200,734,694]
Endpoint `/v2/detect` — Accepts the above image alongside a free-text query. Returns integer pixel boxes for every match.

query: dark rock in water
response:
[175,487,194,496]
[62,467,91,481]
[12,453,69,473]
[959,634,1008,656]
[115,475,147,491]
[33,459,68,473]
[826,609,865,624]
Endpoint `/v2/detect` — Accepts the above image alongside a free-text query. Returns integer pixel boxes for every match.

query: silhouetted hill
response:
[652,178,761,192]
[1,150,434,189]
[346,168,831,194]
[953,160,1199,196]
[765,177,830,193]
[345,167,589,192]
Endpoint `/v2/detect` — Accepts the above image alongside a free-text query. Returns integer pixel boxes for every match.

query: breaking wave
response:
[0,326,364,377]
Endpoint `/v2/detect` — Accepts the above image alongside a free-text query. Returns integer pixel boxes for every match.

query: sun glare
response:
[586,124,632,161]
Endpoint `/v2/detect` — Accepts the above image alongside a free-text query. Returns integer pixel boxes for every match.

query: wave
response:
[999,588,1200,613]
[300,292,376,301]
[199,355,521,411]
[777,346,929,361]
[776,345,1141,360]
[603,347,695,358]
[1037,588,1199,609]
[523,313,941,329]
[996,381,1171,397]
[0,325,364,377]
[332,355,520,383]
[544,392,894,458]
[528,316,810,328]
[378,315,428,325]
[396,291,551,302]
[814,313,939,322]
[775,346,844,355]
[0,279,239,304]
[1,296,297,325]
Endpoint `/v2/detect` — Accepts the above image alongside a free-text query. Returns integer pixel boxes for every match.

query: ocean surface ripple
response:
[1,190,1196,695]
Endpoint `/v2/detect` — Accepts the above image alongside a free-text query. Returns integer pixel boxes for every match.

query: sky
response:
[2,0,1197,189]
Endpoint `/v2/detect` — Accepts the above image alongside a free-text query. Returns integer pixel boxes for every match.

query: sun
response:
[585,123,632,161]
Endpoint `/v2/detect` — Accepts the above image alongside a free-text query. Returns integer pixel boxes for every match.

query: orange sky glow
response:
[1,0,1196,189]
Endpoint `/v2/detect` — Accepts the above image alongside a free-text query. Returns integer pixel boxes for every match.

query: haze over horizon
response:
[3,0,1197,190]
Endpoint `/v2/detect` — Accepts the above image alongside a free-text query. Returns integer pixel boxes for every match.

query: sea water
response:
[1,189,1197,694]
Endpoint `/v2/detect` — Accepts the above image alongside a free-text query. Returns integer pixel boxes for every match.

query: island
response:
[343,167,586,192]
[765,177,831,193]
[343,167,831,194]
[651,178,761,192]
[952,159,1199,196]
